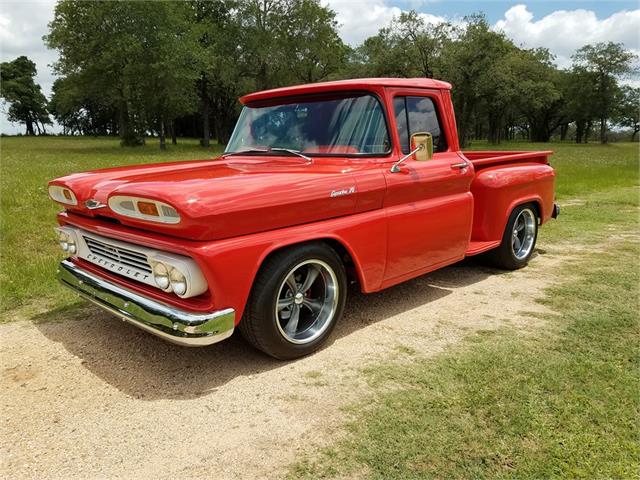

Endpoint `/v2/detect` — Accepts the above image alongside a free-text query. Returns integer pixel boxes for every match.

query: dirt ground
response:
[1,250,565,480]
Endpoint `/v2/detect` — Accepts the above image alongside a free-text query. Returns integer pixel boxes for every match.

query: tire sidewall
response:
[252,244,347,359]
[504,204,538,268]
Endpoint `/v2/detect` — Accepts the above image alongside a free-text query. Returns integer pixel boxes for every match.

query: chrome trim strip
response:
[57,259,235,347]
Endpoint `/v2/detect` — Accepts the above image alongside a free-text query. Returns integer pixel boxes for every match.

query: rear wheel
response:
[239,243,347,359]
[485,204,538,270]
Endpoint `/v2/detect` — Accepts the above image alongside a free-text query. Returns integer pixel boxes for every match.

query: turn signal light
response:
[137,201,159,216]
[108,195,181,224]
[48,185,78,206]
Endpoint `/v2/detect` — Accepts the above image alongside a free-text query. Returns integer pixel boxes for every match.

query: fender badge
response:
[330,186,356,198]
[85,199,107,210]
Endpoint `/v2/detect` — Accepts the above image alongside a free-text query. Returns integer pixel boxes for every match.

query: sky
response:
[1,0,639,134]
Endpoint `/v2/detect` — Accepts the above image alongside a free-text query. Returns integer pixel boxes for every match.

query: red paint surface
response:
[50,78,556,322]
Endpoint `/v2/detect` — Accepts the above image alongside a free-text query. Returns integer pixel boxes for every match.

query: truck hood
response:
[50,155,385,241]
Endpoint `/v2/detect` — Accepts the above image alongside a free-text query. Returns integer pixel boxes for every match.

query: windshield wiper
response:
[270,148,312,163]
[222,147,270,157]
[223,147,312,163]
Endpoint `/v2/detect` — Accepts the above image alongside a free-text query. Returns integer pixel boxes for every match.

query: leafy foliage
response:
[37,3,639,147]
[571,42,638,143]
[613,85,640,140]
[0,56,51,135]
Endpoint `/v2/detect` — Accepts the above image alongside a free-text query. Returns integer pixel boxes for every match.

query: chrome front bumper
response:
[57,259,235,346]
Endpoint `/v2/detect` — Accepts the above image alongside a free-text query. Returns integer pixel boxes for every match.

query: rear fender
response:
[470,163,555,243]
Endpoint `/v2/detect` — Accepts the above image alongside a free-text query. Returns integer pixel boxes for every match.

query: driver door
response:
[382,90,474,286]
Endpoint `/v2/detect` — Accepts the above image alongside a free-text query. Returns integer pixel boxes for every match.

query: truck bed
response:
[462,149,556,256]
[463,150,553,170]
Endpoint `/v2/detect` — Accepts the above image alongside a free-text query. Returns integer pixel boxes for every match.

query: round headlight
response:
[58,232,69,251]
[153,263,171,290]
[169,268,187,296]
[67,241,77,255]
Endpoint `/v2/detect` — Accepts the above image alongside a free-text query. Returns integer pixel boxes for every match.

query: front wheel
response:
[239,243,347,359]
[485,204,539,270]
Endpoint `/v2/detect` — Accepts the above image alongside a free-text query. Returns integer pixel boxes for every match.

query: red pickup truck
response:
[50,78,558,359]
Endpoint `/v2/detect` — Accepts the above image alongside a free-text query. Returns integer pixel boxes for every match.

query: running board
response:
[465,240,500,256]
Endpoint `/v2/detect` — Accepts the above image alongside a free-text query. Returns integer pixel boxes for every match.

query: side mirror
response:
[410,132,433,161]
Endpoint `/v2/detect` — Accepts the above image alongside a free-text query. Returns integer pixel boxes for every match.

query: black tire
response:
[484,203,539,270]
[239,242,347,360]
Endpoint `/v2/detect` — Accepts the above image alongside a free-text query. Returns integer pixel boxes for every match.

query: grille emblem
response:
[85,199,106,210]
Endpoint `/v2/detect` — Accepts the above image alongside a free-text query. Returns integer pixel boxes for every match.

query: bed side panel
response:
[470,163,556,242]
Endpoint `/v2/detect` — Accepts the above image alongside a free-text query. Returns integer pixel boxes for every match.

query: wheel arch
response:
[255,235,365,290]
[488,195,544,244]
[507,197,543,225]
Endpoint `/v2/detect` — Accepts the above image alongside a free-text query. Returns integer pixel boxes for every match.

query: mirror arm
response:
[390,144,423,173]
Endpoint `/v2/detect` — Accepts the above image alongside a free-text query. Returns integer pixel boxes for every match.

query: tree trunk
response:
[119,101,140,146]
[171,120,177,145]
[585,121,592,143]
[560,123,568,141]
[632,127,639,142]
[159,117,166,150]
[575,120,584,144]
[25,118,35,136]
[530,123,551,142]
[202,99,210,147]
[600,116,607,144]
[457,99,473,148]
[488,115,502,144]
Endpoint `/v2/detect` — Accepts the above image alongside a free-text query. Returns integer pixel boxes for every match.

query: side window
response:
[393,96,447,154]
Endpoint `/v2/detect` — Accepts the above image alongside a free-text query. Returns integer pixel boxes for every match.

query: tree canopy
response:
[36,1,639,147]
[0,56,51,135]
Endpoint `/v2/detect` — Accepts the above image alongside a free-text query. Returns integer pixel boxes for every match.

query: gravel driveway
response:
[1,252,562,479]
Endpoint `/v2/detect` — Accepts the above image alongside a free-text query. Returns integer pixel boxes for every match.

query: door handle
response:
[450,162,469,170]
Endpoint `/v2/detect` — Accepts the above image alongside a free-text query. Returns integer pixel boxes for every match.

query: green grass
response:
[0,139,637,316]
[0,136,224,315]
[0,137,638,475]
[289,143,640,479]
[292,243,639,479]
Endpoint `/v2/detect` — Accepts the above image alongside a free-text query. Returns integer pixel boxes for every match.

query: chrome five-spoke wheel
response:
[276,260,339,344]
[239,242,347,359]
[511,208,536,260]
[485,203,539,270]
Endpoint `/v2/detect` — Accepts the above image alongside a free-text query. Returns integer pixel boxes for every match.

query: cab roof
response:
[240,77,452,105]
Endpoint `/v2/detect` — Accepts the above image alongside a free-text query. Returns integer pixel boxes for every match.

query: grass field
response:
[290,141,640,478]
[293,242,639,479]
[0,136,224,315]
[0,136,638,476]
[1,137,636,316]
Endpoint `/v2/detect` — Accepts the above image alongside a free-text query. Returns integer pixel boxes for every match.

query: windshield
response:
[225,93,391,156]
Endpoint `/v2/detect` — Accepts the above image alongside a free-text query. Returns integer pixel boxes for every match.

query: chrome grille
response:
[83,236,152,273]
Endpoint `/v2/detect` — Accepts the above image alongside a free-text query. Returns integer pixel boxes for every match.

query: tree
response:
[353,11,452,79]
[509,49,566,142]
[190,0,243,147]
[440,14,515,146]
[46,1,201,148]
[561,67,599,143]
[0,56,51,135]
[572,42,637,143]
[283,0,348,84]
[613,85,640,141]
[49,76,117,135]
[194,0,347,145]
